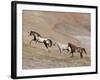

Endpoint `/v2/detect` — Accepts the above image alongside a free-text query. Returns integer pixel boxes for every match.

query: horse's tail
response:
[82,48,87,54]
[43,40,48,48]
[48,39,52,47]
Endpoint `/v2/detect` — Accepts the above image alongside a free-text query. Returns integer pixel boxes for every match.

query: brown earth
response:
[22,10,91,69]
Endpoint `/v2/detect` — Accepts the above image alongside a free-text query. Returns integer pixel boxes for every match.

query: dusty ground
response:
[22,10,91,69]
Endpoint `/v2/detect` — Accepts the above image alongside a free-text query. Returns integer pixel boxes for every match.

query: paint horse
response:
[67,42,87,58]
[28,30,53,50]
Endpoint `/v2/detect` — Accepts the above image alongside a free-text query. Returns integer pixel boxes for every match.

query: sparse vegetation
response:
[22,10,91,69]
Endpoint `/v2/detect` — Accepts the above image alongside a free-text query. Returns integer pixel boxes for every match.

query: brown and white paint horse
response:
[28,30,52,50]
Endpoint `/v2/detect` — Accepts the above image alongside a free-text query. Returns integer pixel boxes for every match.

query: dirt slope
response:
[22,10,91,69]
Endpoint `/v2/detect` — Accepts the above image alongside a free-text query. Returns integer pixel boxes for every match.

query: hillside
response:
[22,10,91,69]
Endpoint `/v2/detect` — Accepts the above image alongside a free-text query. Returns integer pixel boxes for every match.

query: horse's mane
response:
[68,43,78,52]
[68,43,77,48]
[30,30,41,37]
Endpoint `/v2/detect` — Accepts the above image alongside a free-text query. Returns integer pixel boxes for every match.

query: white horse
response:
[53,42,71,54]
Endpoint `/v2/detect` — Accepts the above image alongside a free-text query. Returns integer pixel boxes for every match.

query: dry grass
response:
[22,43,90,69]
[22,10,91,69]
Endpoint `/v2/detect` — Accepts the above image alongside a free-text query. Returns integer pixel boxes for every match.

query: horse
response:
[37,37,52,49]
[28,30,53,51]
[53,42,69,54]
[67,42,87,58]
[28,30,41,44]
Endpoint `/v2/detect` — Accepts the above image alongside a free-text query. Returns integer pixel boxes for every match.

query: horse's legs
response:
[30,39,33,45]
[47,44,51,53]
[58,47,62,54]
[80,51,83,58]
[71,52,74,58]
[30,39,37,48]
[43,41,50,52]
[80,52,83,58]
[56,45,62,54]
[34,40,38,46]
[82,48,87,54]
[47,47,51,53]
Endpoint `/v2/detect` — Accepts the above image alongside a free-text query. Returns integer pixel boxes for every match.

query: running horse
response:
[53,42,69,54]
[28,30,53,50]
[67,42,87,58]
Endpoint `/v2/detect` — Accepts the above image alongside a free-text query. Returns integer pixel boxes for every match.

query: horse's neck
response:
[39,37,44,40]
[32,34,36,37]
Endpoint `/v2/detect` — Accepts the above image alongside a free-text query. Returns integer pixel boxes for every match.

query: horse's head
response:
[66,45,71,53]
[28,30,33,37]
